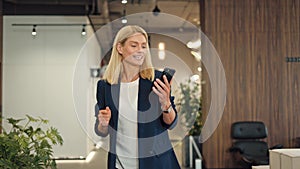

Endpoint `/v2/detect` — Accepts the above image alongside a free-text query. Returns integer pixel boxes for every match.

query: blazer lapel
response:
[137,78,160,124]
[107,83,120,131]
[138,78,153,111]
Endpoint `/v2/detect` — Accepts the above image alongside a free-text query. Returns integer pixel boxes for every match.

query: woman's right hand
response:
[98,106,111,127]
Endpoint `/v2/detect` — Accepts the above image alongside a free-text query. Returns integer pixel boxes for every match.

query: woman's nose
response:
[136,46,144,52]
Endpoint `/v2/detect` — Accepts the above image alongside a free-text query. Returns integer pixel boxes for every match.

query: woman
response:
[94,25,180,169]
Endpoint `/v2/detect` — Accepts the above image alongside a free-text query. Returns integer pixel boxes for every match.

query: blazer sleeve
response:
[94,80,109,137]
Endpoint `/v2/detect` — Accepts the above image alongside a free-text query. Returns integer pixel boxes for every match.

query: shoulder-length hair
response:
[102,25,154,84]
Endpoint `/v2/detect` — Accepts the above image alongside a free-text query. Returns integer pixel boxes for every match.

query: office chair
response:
[229,121,283,168]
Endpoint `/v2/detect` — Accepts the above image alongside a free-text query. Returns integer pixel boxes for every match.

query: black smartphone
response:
[160,67,176,83]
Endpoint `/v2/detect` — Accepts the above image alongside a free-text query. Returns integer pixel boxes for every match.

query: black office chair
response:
[229,121,283,168]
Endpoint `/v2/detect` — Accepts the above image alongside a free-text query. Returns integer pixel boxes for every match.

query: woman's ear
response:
[116,43,123,55]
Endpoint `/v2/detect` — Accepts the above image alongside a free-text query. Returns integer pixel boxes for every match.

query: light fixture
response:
[152,0,160,16]
[121,9,127,24]
[81,25,86,36]
[197,66,202,72]
[190,74,200,82]
[158,42,165,60]
[32,25,37,36]
[158,42,165,50]
[191,50,201,61]
[121,0,127,4]
[121,17,128,24]
[12,23,94,37]
[187,39,201,49]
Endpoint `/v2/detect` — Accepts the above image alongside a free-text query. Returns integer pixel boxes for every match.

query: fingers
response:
[154,75,169,88]
[98,106,111,127]
[154,76,171,93]
[163,75,172,86]
[152,75,171,107]
[152,81,166,97]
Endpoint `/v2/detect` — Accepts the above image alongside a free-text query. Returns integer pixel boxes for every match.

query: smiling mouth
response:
[133,55,144,60]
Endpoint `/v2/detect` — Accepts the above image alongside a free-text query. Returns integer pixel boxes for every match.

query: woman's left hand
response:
[152,75,172,110]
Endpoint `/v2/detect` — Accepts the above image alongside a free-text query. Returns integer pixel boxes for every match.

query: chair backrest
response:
[231,121,268,139]
[230,121,271,167]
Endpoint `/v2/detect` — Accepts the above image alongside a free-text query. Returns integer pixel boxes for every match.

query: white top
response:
[116,78,139,169]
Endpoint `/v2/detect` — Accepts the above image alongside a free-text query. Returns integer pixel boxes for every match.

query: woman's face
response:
[117,33,147,67]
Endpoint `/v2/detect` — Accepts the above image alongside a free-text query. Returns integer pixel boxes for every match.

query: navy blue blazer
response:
[95,71,181,169]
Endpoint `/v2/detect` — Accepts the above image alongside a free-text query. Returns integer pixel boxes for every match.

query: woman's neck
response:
[121,64,140,82]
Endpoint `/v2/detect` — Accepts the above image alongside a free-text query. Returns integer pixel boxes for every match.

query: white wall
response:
[2,16,96,157]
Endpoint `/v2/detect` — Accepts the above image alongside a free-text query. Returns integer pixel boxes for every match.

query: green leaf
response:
[26,114,39,122]
[7,118,23,125]
[39,117,49,124]
[0,115,64,169]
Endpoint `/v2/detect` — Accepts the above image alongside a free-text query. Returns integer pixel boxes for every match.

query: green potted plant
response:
[0,115,63,169]
[178,79,202,136]
[177,79,202,167]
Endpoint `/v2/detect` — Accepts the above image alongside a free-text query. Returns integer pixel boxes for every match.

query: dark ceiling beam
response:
[4,0,92,6]
[3,1,95,15]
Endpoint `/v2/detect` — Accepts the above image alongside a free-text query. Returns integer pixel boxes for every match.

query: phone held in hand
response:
[160,67,176,83]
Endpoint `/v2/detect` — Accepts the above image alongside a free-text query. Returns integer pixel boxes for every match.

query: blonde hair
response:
[103,25,154,84]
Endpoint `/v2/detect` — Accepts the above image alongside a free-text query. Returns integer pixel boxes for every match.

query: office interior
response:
[0,0,300,169]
